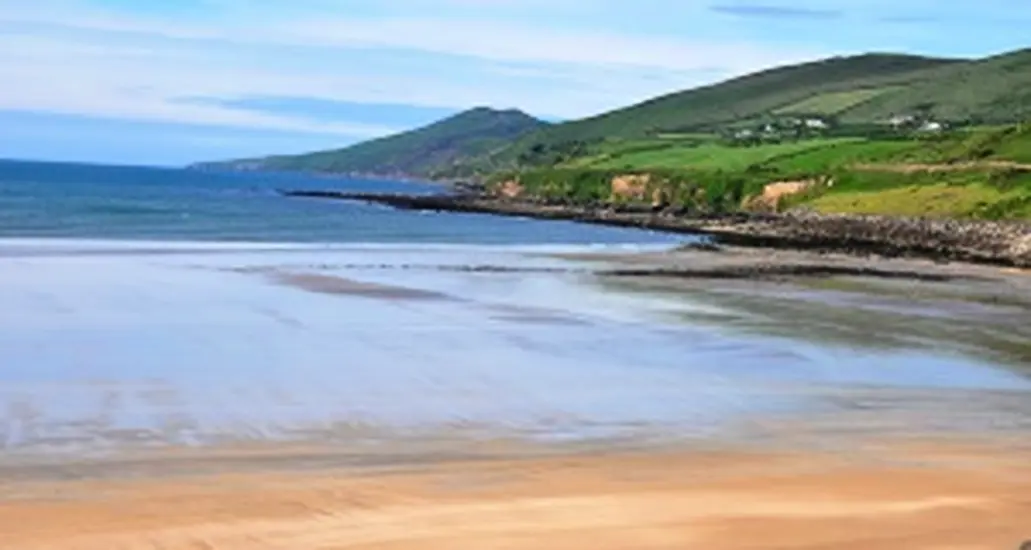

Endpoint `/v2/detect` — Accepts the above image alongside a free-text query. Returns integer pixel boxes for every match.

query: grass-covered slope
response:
[839,49,1031,125]
[221,107,546,179]
[514,54,957,147]
[503,49,1031,166]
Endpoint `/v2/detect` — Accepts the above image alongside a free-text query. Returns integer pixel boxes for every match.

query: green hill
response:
[493,49,1031,171]
[214,107,546,179]
[838,48,1031,124]
[510,53,959,148]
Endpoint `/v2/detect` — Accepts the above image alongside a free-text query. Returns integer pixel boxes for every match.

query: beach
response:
[2,439,1030,549]
[0,236,1029,548]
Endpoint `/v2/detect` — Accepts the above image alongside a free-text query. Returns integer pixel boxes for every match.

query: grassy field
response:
[773,88,896,116]
[497,125,1031,220]
[762,140,919,173]
[987,125,1031,162]
[807,184,1029,218]
[571,139,860,171]
[803,169,1031,219]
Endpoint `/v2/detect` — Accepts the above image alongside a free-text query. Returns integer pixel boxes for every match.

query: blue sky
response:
[1,1,1028,166]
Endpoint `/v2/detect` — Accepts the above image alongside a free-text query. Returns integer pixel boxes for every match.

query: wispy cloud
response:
[185,96,459,128]
[709,3,842,20]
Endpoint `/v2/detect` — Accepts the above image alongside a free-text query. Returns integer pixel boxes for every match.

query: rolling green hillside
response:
[210,107,546,179]
[839,48,1031,124]
[502,49,1031,169]
[509,54,958,149]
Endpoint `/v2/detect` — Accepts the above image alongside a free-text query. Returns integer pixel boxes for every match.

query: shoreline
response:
[281,190,1031,268]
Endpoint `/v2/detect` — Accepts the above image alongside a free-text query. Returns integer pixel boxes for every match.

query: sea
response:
[0,159,1028,458]
[0,159,682,245]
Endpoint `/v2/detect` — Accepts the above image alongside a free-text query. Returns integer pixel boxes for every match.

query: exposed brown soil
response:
[745,179,821,212]
[609,173,654,203]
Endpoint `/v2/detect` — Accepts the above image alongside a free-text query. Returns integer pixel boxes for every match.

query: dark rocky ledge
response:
[281,190,1031,268]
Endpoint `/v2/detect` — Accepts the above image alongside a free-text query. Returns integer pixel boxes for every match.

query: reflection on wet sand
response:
[271,271,455,301]
[588,246,1031,369]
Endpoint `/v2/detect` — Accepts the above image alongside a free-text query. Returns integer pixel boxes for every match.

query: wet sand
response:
[563,244,1031,368]
[272,271,455,301]
[1,439,1029,550]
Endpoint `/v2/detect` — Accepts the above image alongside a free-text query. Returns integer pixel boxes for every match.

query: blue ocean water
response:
[0,159,683,245]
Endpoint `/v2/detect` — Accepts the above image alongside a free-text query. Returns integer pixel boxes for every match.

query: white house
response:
[889,114,916,128]
[803,118,829,130]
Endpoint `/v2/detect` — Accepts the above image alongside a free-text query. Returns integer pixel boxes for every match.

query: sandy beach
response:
[1,438,1029,550]
[1,239,1029,549]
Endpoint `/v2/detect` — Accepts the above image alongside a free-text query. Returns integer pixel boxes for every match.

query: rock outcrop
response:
[281,190,1031,267]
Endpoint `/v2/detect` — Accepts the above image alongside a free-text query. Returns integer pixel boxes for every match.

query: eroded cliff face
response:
[494,180,525,199]
[609,174,651,201]
[609,174,670,207]
[741,177,836,213]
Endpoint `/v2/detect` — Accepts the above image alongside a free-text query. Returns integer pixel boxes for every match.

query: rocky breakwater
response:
[281,190,1031,267]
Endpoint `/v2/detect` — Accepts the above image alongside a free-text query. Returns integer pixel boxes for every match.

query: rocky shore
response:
[282,190,1031,267]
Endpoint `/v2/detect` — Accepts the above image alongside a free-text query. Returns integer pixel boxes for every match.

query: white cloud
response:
[275,18,811,73]
[0,36,400,137]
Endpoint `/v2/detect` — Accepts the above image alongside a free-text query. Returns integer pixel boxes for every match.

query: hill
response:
[838,48,1031,124]
[211,107,546,179]
[508,53,960,151]
[493,49,1031,172]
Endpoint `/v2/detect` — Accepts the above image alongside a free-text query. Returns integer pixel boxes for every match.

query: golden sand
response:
[1,440,1028,550]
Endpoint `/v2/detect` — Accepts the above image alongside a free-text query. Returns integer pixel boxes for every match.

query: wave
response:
[0,238,681,259]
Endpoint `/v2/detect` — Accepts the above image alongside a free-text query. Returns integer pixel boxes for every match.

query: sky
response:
[1,1,1028,166]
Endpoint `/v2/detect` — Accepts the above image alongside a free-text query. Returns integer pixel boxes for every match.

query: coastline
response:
[282,190,1031,268]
